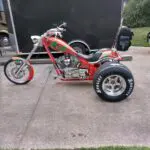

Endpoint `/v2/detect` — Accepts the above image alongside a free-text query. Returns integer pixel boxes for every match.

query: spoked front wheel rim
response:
[5,60,32,84]
[102,75,127,97]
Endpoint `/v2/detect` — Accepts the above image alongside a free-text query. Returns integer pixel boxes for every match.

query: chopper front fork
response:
[15,44,39,76]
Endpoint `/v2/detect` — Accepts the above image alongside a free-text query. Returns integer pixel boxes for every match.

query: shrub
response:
[123,0,150,28]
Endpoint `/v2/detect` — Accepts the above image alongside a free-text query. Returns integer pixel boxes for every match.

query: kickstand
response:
[48,66,53,74]
[0,49,2,56]
[47,66,58,79]
[47,66,62,80]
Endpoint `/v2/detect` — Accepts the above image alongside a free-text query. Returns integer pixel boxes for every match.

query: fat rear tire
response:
[93,62,134,102]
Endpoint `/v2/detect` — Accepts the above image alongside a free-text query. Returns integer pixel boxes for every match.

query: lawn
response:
[79,147,150,150]
[131,27,150,47]
[30,146,150,150]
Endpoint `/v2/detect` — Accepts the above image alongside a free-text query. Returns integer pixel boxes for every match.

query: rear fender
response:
[100,49,132,62]
[68,40,90,50]
[100,49,119,59]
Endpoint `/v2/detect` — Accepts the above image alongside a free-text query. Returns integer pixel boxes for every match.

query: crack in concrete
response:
[17,67,53,149]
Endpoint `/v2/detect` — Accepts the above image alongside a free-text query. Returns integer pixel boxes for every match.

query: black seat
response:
[77,51,102,62]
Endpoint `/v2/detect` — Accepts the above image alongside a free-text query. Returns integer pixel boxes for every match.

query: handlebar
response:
[57,22,67,32]
[45,22,67,38]
[58,22,67,28]
[57,27,66,32]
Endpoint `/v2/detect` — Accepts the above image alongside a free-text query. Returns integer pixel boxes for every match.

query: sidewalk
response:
[0,50,16,65]
[0,47,150,149]
[0,56,10,65]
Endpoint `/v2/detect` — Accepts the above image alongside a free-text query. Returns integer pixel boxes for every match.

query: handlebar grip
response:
[57,27,66,32]
[59,22,67,28]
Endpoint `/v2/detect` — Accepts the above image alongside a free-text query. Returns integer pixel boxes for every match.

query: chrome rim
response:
[6,60,30,83]
[102,75,127,97]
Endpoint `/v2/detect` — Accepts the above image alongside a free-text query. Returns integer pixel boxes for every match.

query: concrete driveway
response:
[0,47,150,149]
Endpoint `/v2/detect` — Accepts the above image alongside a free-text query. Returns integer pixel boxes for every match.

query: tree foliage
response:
[123,0,150,28]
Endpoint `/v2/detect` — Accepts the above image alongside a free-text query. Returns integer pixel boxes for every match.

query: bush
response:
[123,0,150,28]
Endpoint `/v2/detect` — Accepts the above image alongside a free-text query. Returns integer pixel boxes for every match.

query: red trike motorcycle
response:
[4,22,134,102]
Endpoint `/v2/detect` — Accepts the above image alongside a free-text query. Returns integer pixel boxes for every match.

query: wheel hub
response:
[11,67,25,79]
[111,80,115,84]
[102,75,127,97]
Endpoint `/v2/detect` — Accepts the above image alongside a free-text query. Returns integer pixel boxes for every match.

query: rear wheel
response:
[4,58,34,85]
[93,62,134,102]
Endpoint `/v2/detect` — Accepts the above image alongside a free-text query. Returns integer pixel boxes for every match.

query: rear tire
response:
[93,62,134,102]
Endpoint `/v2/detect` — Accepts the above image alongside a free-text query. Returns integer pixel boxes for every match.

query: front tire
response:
[93,62,134,102]
[4,58,34,85]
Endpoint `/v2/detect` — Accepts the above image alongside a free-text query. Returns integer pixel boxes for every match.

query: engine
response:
[56,55,88,79]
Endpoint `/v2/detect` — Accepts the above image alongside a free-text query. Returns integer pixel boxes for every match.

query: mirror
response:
[63,22,67,27]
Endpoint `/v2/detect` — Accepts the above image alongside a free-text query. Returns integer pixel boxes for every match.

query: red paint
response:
[28,64,34,81]
[46,37,77,56]
[32,36,125,81]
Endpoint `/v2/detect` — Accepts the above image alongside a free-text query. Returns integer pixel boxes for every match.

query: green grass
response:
[32,146,150,150]
[1,147,150,150]
[131,27,150,47]
[79,147,150,150]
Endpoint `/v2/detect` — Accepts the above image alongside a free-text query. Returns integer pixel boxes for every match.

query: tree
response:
[123,0,150,28]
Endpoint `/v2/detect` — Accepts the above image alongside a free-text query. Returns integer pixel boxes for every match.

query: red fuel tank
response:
[48,37,77,55]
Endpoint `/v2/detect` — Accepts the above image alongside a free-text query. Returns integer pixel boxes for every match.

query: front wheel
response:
[93,62,134,102]
[4,58,34,85]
